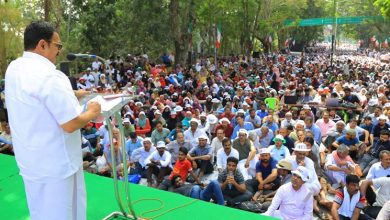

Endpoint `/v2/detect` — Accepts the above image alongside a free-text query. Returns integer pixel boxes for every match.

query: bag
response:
[128,174,141,184]
[236,201,265,213]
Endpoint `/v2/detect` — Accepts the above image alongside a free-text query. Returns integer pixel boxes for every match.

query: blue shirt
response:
[268,145,290,162]
[188,145,212,157]
[125,137,143,157]
[255,158,277,180]
[232,122,254,139]
[256,110,268,120]
[335,135,359,146]
[263,122,278,134]
[366,162,390,180]
[306,124,322,144]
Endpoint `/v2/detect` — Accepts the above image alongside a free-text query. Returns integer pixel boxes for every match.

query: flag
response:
[215,25,221,49]
[292,40,295,46]
[284,38,289,47]
[371,35,376,42]
[268,35,272,43]
[383,39,388,48]
[375,40,379,48]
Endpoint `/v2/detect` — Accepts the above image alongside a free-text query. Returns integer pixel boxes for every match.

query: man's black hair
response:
[345,174,360,185]
[227,156,238,165]
[380,130,390,136]
[24,21,55,51]
[171,174,182,186]
[179,147,188,155]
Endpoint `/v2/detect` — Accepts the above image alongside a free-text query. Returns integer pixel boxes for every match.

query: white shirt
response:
[281,118,296,128]
[92,61,101,70]
[131,147,156,168]
[265,182,313,220]
[82,73,95,89]
[372,177,390,206]
[287,155,321,194]
[183,128,207,149]
[210,137,223,155]
[366,162,390,180]
[144,150,172,168]
[216,148,239,170]
[5,52,81,183]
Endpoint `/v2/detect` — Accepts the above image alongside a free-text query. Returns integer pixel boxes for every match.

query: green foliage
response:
[1,0,389,71]
[0,1,27,78]
[375,0,390,17]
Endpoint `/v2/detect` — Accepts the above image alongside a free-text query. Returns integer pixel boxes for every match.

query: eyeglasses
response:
[50,41,63,50]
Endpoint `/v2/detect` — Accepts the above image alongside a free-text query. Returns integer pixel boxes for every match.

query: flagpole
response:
[214,24,217,68]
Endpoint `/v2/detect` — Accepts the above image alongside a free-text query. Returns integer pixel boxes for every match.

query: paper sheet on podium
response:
[78,94,129,122]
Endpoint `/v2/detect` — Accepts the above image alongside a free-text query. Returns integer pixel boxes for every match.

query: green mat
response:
[0,154,274,220]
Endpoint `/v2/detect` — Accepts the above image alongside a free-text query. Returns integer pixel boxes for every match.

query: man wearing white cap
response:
[247,148,279,194]
[145,141,172,187]
[286,143,321,195]
[130,138,156,177]
[152,110,166,127]
[183,118,207,149]
[231,115,254,139]
[187,135,213,180]
[82,67,95,89]
[370,115,389,144]
[215,117,233,138]
[233,129,257,180]
[198,112,210,134]
[264,166,314,219]
[122,117,135,139]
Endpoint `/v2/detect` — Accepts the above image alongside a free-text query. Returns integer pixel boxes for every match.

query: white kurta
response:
[5,52,85,220]
[264,182,313,220]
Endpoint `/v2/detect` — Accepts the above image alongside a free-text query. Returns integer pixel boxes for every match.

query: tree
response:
[375,0,390,17]
[0,1,26,79]
[169,0,195,67]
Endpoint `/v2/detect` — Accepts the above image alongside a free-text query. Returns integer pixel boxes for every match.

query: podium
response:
[83,94,143,220]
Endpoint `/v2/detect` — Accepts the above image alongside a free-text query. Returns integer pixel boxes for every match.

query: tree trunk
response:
[170,0,194,68]
[44,0,50,21]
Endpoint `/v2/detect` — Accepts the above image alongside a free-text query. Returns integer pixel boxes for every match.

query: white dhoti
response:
[23,168,86,220]
[238,156,259,180]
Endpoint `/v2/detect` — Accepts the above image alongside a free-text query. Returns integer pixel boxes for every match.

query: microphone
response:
[228,171,233,190]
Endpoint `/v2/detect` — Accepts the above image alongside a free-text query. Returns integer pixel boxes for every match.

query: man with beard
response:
[360,130,390,175]
[246,148,279,194]
[370,115,390,144]
[264,166,314,219]
[331,175,371,220]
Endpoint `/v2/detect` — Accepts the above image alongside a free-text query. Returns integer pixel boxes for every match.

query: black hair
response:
[24,21,55,51]
[175,123,183,129]
[129,132,137,139]
[171,175,182,186]
[178,146,188,155]
[345,174,360,185]
[226,156,238,165]
[380,130,390,136]
[303,136,314,146]
[222,137,231,146]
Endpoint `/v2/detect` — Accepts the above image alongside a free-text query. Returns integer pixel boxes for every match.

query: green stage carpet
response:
[0,154,274,220]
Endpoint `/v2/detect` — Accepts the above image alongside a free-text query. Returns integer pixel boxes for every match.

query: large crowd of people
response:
[2,47,390,219]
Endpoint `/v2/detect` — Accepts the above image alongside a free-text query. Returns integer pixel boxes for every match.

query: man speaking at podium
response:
[5,21,101,220]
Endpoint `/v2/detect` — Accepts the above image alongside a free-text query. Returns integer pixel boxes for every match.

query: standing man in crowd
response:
[5,21,101,220]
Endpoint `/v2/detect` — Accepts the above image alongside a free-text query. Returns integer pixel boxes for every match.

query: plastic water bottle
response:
[228,171,233,190]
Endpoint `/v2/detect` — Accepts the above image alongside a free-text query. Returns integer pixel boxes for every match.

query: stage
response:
[0,154,273,220]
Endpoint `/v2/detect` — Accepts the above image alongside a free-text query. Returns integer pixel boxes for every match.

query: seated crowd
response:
[2,51,390,219]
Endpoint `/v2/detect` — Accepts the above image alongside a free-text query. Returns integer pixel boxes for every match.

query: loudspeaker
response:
[60,62,70,76]
[253,52,260,58]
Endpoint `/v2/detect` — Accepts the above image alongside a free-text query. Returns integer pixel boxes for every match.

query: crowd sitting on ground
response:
[2,48,390,220]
